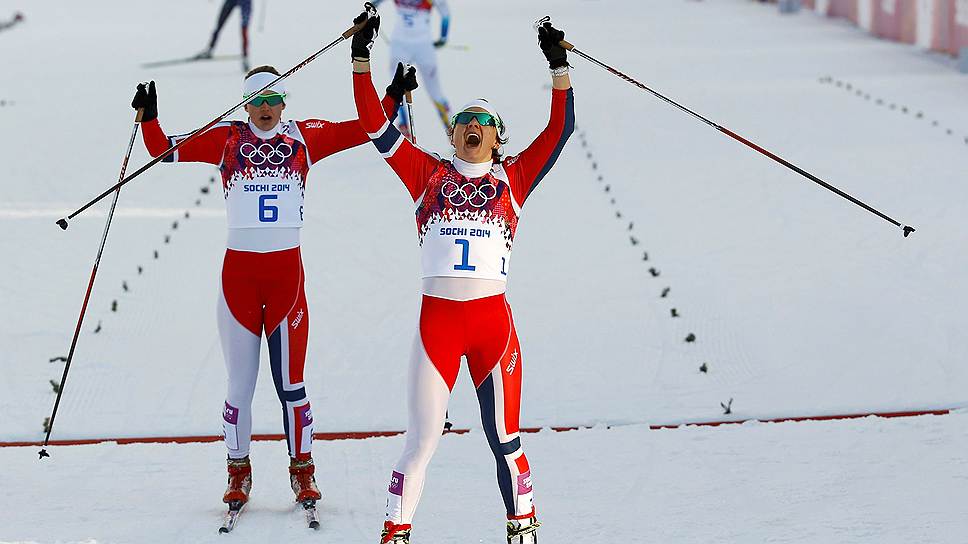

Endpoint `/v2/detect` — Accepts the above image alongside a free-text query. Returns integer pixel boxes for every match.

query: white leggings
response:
[389,39,451,129]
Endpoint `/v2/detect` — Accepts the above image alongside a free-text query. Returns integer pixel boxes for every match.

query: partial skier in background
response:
[349,11,574,544]
[197,0,252,72]
[372,0,451,139]
[129,65,412,523]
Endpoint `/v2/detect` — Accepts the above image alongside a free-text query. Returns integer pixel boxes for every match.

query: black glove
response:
[386,62,418,102]
[131,81,158,122]
[537,21,568,70]
[351,9,380,60]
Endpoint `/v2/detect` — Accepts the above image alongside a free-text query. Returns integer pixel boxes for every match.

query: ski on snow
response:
[142,54,242,69]
[217,500,320,533]
[218,500,246,534]
[302,500,320,530]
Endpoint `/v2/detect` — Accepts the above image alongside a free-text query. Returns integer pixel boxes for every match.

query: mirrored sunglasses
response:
[452,111,499,128]
[246,93,286,107]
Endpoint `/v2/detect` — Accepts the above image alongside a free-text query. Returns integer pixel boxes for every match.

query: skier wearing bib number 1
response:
[348,9,574,544]
[129,65,415,512]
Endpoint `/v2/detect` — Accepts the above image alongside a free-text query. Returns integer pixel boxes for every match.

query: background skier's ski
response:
[141,54,242,69]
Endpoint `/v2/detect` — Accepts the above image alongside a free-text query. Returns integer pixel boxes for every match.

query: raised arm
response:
[133,81,228,165]
[297,91,399,164]
[350,12,440,202]
[505,21,575,204]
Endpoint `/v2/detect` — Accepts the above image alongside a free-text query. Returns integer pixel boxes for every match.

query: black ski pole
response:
[56,3,378,231]
[404,64,416,144]
[535,16,915,238]
[40,109,144,460]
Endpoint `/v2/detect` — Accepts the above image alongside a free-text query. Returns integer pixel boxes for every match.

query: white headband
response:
[243,71,286,99]
[453,98,506,139]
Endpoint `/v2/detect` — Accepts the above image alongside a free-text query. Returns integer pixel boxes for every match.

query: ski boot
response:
[507,514,540,544]
[223,455,252,505]
[289,456,323,503]
[194,47,213,60]
[241,55,250,73]
[380,520,412,543]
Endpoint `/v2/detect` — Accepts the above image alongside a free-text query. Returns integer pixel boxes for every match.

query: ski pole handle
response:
[342,2,378,38]
[533,16,574,52]
[135,107,144,123]
[404,91,413,104]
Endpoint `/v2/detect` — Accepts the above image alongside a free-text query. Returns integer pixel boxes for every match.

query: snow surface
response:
[5,412,968,543]
[1,0,967,541]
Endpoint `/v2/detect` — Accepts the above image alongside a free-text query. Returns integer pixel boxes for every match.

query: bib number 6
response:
[259,194,278,222]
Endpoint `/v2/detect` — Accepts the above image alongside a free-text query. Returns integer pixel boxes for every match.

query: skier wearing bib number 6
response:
[129,65,414,514]
[348,9,574,544]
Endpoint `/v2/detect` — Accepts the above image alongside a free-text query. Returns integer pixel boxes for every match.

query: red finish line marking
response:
[646,408,952,430]
[2,408,953,448]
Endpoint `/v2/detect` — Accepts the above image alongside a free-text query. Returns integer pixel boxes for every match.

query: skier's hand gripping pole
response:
[534,16,915,238]
[56,4,379,231]
[41,108,144,460]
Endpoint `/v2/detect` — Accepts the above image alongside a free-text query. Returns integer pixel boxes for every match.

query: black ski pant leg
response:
[209,0,238,50]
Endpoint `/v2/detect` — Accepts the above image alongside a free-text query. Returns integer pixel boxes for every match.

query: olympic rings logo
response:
[440,180,498,208]
[239,142,293,166]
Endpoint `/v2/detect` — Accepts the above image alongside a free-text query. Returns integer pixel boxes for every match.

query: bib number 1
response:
[259,194,278,222]
[453,239,476,271]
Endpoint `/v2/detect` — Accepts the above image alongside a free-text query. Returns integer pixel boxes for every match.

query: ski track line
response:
[574,126,756,411]
[818,75,968,146]
[40,173,223,436]
[5,408,957,448]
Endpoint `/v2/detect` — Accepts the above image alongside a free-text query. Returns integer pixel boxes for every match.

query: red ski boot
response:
[289,457,322,503]
[223,456,252,504]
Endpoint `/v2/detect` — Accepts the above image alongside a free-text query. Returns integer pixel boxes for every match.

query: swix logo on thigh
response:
[517,471,533,494]
[301,407,313,426]
[223,402,239,424]
[291,308,305,329]
[389,471,405,496]
[505,350,519,375]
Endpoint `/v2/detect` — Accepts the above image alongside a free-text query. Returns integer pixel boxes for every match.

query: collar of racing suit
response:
[451,156,493,179]
[247,120,282,140]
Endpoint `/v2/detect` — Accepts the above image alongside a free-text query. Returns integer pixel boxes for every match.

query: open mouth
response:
[259,114,273,122]
[464,132,481,148]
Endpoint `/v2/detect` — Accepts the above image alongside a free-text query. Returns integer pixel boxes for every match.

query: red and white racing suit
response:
[141,94,397,460]
[354,71,574,524]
